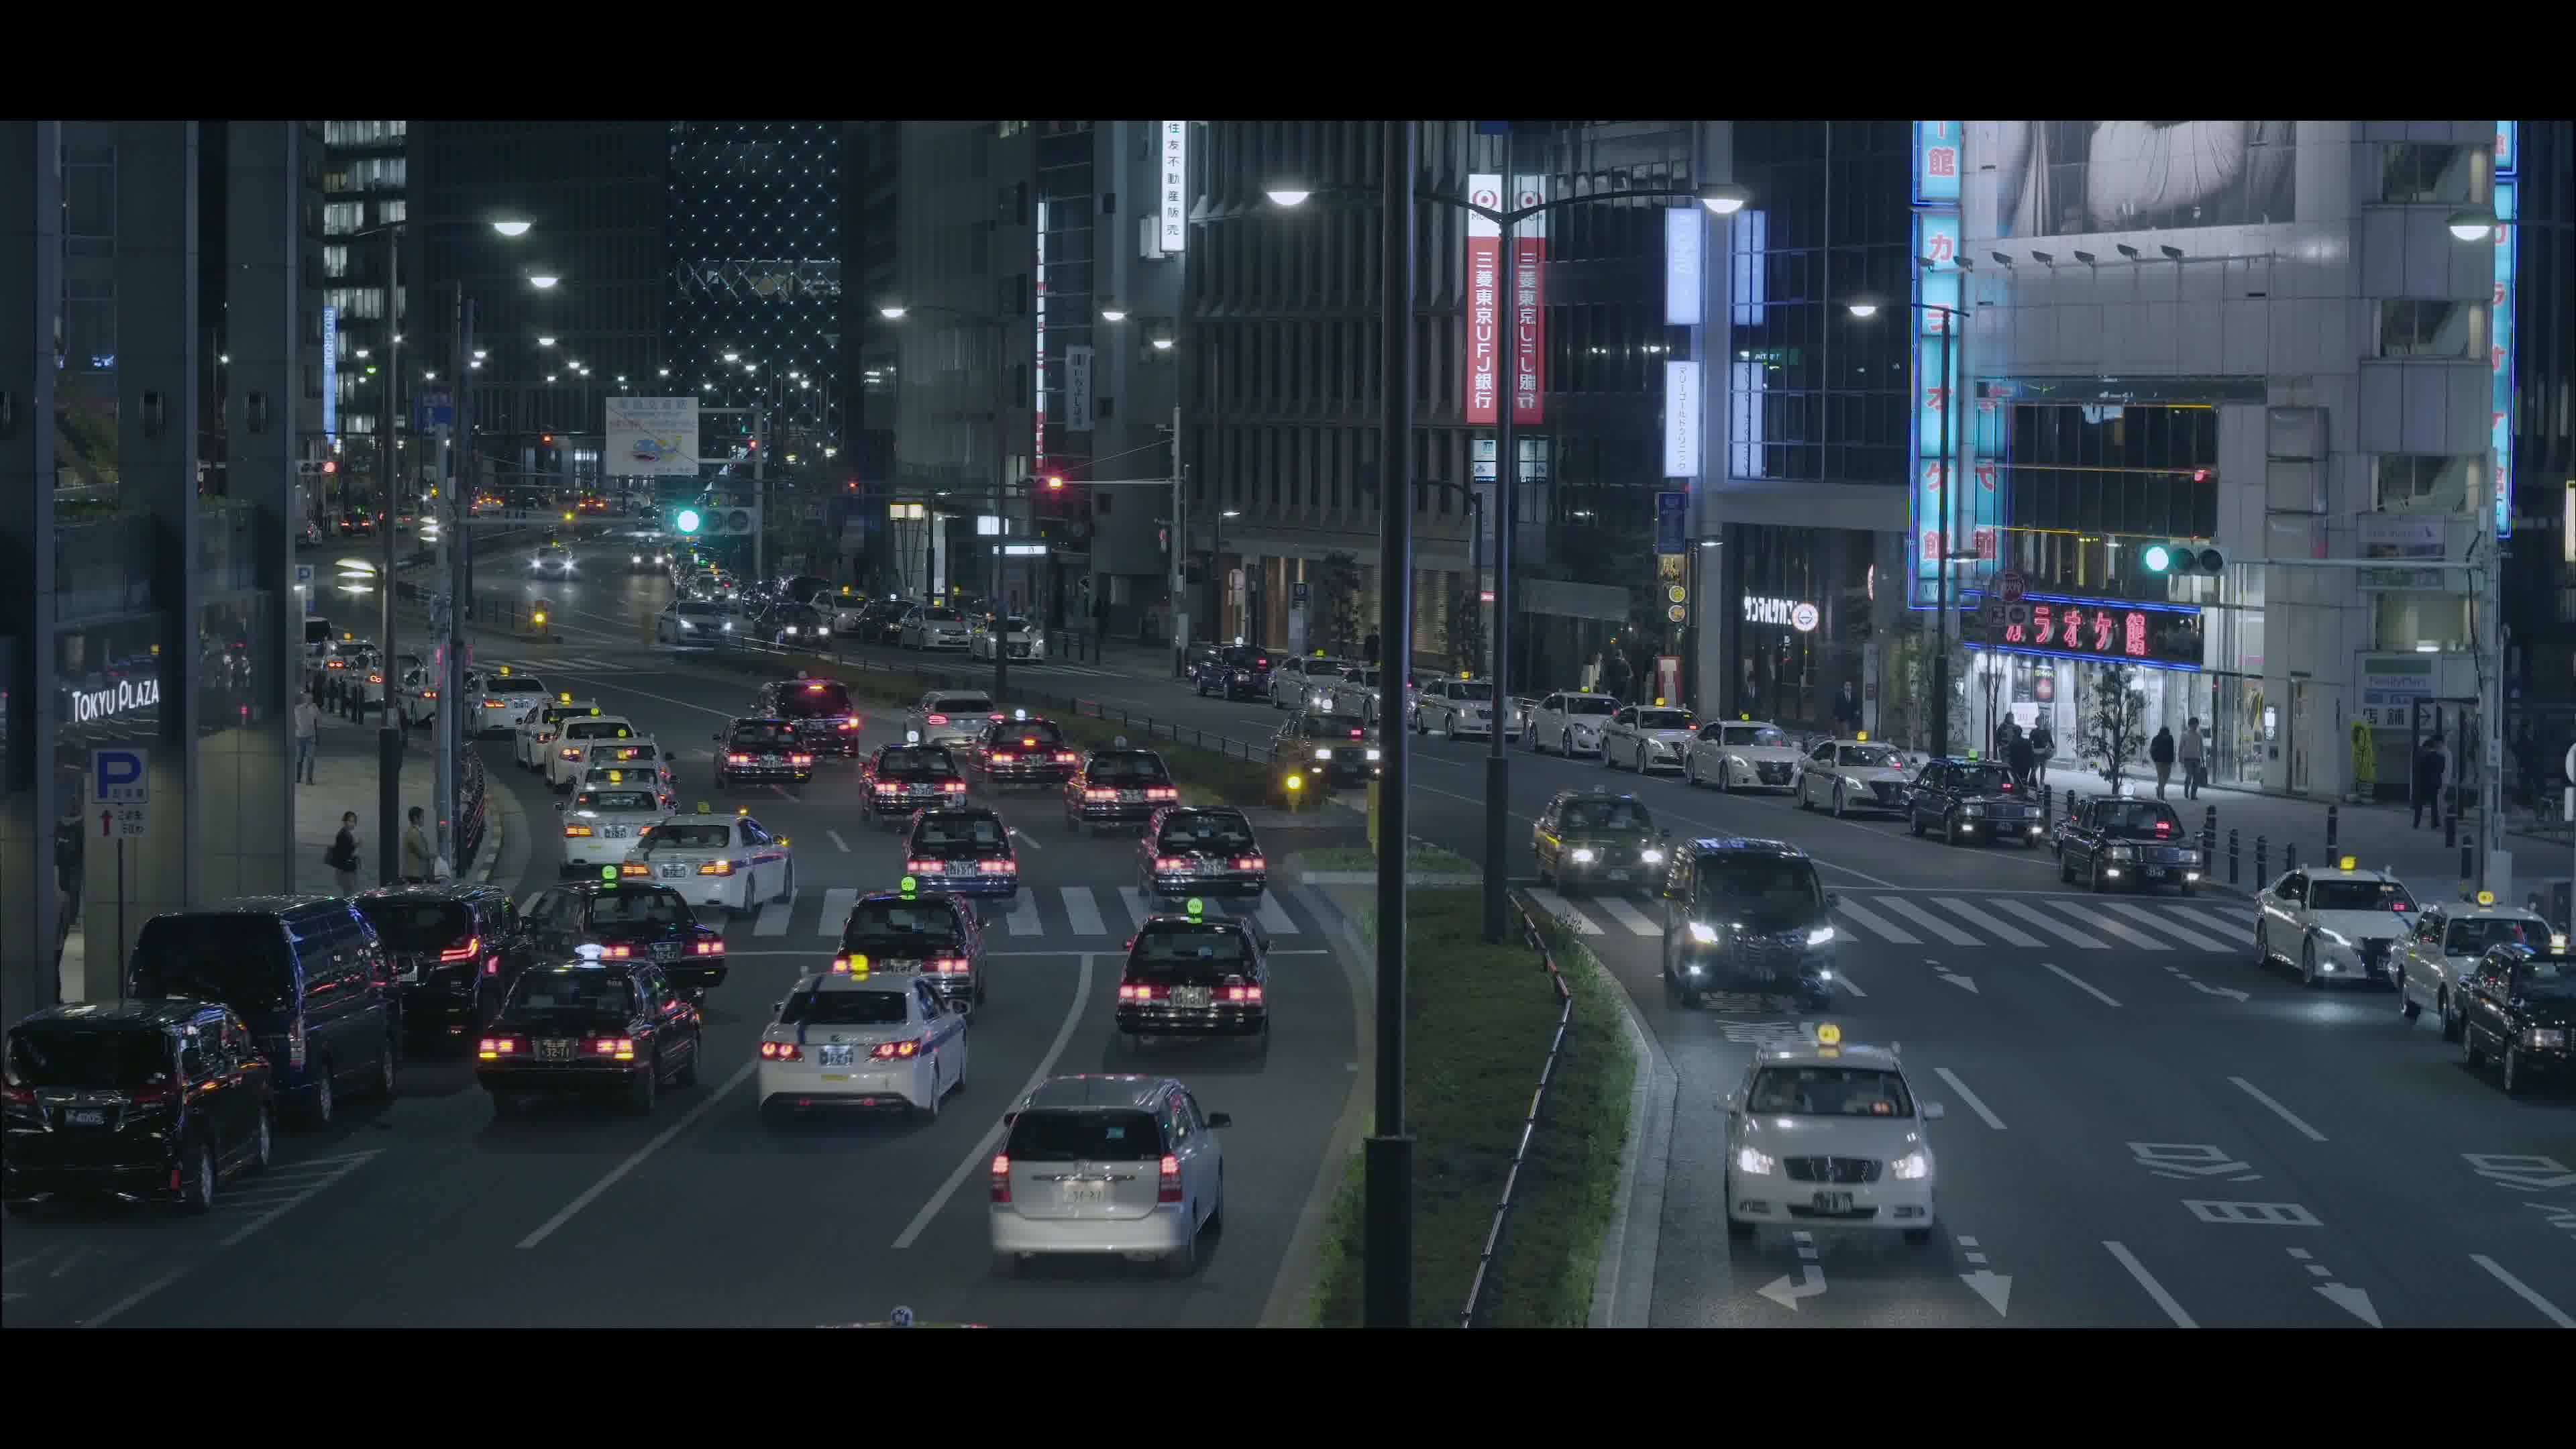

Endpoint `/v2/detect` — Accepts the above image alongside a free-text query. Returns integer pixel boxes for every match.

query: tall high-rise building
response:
[319,119,407,472]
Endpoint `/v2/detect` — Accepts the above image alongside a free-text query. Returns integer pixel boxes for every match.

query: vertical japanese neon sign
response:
[1910,122,1965,603]
[1464,174,1503,425]
[2492,121,2517,540]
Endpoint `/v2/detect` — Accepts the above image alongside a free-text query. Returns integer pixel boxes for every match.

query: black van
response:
[127,896,401,1128]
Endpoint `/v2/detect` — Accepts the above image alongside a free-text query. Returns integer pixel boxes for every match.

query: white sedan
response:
[1527,692,1619,757]
[907,690,1002,751]
[545,714,656,790]
[1723,1030,1943,1245]
[1685,720,1803,792]
[1413,677,1513,740]
[2251,859,2419,989]
[657,599,736,646]
[971,616,1046,662]
[757,971,969,1121]
[1795,739,1912,817]
[1600,704,1697,774]
[559,783,675,879]
[623,811,796,917]
[2393,894,2555,1032]
[1270,657,1349,710]
[579,760,679,814]
[900,606,973,651]
[470,670,551,736]
[515,697,604,770]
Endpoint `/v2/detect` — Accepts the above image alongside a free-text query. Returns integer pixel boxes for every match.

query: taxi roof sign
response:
[498,665,511,676]
[1814,1023,1843,1047]
[1186,897,1205,918]
[899,875,920,896]
[2477,890,2496,906]
[2339,855,2358,871]
[559,692,573,702]
[695,801,710,814]
[1855,730,1869,742]
[905,729,920,743]
[599,865,617,880]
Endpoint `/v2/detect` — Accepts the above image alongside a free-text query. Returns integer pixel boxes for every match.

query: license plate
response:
[602,825,631,839]
[2145,866,2167,877]
[537,1039,577,1061]
[66,1107,106,1126]
[818,1044,855,1067]
[1060,1180,1107,1205]
[651,942,678,961]
[1607,870,1632,882]
[762,755,782,765]
[1812,1191,1853,1214]
[1120,790,1144,802]
[1173,986,1214,1008]
[659,863,690,879]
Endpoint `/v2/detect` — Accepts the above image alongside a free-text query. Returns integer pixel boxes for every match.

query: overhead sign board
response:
[603,396,702,477]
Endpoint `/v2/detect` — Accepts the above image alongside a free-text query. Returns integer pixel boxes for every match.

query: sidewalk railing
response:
[1458,886,1578,1330]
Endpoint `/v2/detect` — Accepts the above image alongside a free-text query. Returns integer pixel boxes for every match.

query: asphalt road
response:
[4,537,1362,1329]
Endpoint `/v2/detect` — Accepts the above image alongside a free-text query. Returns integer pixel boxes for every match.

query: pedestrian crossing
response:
[733,883,1304,942]
[1525,888,2257,955]
[482,654,653,676]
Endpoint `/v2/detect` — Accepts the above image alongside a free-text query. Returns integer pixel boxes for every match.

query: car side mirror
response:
[1659,828,1672,840]
[1001,1110,1019,1128]
[553,800,566,812]
[1922,1102,1947,1120]
[1205,1112,1232,1129]
[771,1000,786,1015]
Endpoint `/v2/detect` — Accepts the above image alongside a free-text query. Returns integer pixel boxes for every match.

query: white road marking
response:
[826,830,851,853]
[1252,895,1298,935]
[2049,902,2171,950]
[1830,897,1921,945]
[2164,904,2250,938]
[1990,898,2106,949]
[2106,902,2234,952]
[2039,961,2123,1008]
[2103,1241,2198,1328]
[1870,895,1982,946]
[1011,828,1044,851]
[1931,1067,2006,1130]
[1003,894,1044,935]
[753,903,792,936]
[1937,897,2043,946]
[1526,890,1603,934]
[894,951,1098,1250]
[814,888,856,937]
[517,1060,759,1249]
[2227,1076,2328,1142]
[1060,886,1106,937]
[217,1149,382,1248]
[1595,897,1661,936]
[2469,1254,2576,1329]
[1114,887,1156,932]
[1831,969,1866,997]
[76,1267,191,1329]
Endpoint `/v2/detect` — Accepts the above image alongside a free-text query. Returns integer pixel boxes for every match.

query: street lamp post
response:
[1848,294,1964,758]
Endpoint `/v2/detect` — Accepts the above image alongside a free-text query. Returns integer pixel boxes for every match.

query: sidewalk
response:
[289,714,520,896]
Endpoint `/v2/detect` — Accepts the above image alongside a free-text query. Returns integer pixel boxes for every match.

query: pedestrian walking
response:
[1602,650,1631,702]
[1831,682,1862,737]
[2178,714,2206,800]
[400,805,436,884]
[2008,729,2037,792]
[2412,733,2449,829]
[292,690,323,784]
[326,810,362,896]
[2149,725,2177,799]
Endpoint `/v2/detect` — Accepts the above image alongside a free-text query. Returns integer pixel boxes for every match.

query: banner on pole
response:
[1464,174,1503,425]
[1510,174,1546,425]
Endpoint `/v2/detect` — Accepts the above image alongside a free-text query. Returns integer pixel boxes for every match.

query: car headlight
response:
[1727,755,1748,769]
[2524,1028,2567,1050]
[1962,803,1985,816]
[1364,749,1383,761]
[631,554,642,564]
[1640,849,1664,865]
[2106,845,2135,860]
[1735,1146,1777,1176]
[1807,925,1836,947]
[1570,847,1597,863]
[720,621,733,631]
[1890,1150,1932,1181]
[1314,748,1334,761]
[1688,921,1720,945]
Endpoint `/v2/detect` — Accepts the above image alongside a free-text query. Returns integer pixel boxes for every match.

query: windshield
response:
[772,683,853,716]
[486,678,545,695]
[2449,918,2544,954]
[2099,802,2183,836]
[641,823,732,852]
[566,720,635,741]
[1837,746,1901,767]
[922,609,961,623]
[508,970,635,1016]
[129,916,292,1010]
[585,890,688,927]
[541,707,595,726]
[1725,726,1789,748]
[729,723,801,751]
[994,722,1065,749]
[2514,961,2576,998]
[1748,1066,1917,1118]
[1314,714,1372,739]
[1560,799,1652,832]
[577,790,661,813]
[915,815,1007,849]
[1636,709,1691,731]
[779,987,909,1026]
[675,601,720,616]
[1130,927,1255,981]
[995,616,1034,633]
[2310,879,2416,913]
[1159,814,1256,853]
[1006,1109,1163,1163]
[1087,753,1171,784]
[7,1028,171,1089]
[878,747,960,777]
[1564,697,1615,716]
[841,902,963,951]
[1949,765,2016,795]
[353,900,472,953]
[928,696,992,716]
[1697,860,1825,912]
[1446,681,1494,702]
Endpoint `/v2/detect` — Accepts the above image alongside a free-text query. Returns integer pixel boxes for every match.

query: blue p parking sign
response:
[93,747,149,804]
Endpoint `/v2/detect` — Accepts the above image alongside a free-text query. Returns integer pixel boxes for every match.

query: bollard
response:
[2042,783,2053,818]
[2326,803,2339,854]
[2286,841,2300,874]
[2445,801,2457,848]
[2255,835,2268,882]
[2459,842,2475,899]
[2202,804,2218,859]
[2227,828,2241,885]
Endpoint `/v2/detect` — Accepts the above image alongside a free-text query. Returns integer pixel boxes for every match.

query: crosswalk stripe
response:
[815,888,857,937]
[2047,902,2171,950]
[1868,896,1983,947]
[1005,894,1044,934]
[753,902,792,936]
[1252,896,1298,935]
[1527,889,1603,934]
[2167,905,2251,938]
[1114,888,1155,932]
[2207,905,2257,925]
[1061,887,1105,937]
[1831,897,1922,945]
[1595,898,1662,936]
[1933,897,2043,947]
[1990,898,2107,949]
[2106,902,2235,953]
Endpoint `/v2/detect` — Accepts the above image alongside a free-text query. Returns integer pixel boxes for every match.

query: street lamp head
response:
[722,350,741,362]
[2447,208,2497,242]
[1263,185,1313,209]
[1221,509,1242,519]
[657,367,669,376]
[1697,182,1752,216]
[1099,303,1128,322]
[354,348,371,359]
[1845,299,1884,319]
[490,219,533,237]
[1150,332,1175,352]
[878,305,908,320]
[526,274,560,289]
[536,336,556,347]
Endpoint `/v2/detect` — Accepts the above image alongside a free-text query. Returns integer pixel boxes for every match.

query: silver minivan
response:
[989,1074,1230,1278]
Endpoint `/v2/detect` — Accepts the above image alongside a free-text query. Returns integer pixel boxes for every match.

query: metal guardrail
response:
[1460,887,1578,1330]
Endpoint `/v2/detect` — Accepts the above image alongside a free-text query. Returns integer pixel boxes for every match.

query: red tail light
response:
[1156,857,1189,871]
[2154,820,2174,837]
[619,863,651,877]
[1236,856,1264,870]
[988,714,1006,722]
[1119,983,1166,1002]
[127,1085,176,1109]
[439,935,482,961]
[1256,658,1269,667]
[837,720,857,731]
[559,747,583,759]
[728,753,751,765]
[943,782,966,793]
[990,1154,1012,1203]
[591,1037,637,1061]
[1158,1155,1183,1203]
[1349,729,1364,739]
[694,939,724,955]
[875,783,900,794]
[484,957,500,975]
[926,713,949,725]
[759,1040,802,1061]
[932,958,969,974]
[1086,788,1116,802]
[477,1036,523,1061]
[1999,780,2014,792]
[980,859,1015,874]
[602,945,631,959]
[1,1084,33,1107]
[1054,751,1079,763]
[870,1039,922,1059]
[2391,901,2410,912]
[791,754,814,765]
[1019,738,1038,748]
[564,824,595,837]
[1146,787,1177,800]
[1225,985,1265,1003]
[989,753,1015,763]
[908,859,940,873]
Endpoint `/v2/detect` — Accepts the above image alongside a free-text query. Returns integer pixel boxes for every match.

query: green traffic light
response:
[2141,544,2174,573]
[675,507,702,535]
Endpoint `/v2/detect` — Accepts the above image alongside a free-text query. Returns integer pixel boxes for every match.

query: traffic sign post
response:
[92,749,149,997]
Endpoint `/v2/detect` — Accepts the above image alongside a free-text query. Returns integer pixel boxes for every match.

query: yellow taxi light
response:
[1654,697,1666,707]
[1284,773,1303,791]
[1855,731,1869,742]
[735,806,749,816]
[2338,855,2357,871]
[695,802,710,814]
[498,665,511,676]
[2475,890,2496,906]
[1458,671,1470,680]
[559,692,573,702]
[1816,1023,1843,1046]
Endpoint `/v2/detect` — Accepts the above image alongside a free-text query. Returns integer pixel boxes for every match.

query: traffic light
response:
[541,433,553,445]
[2141,541,2224,576]
[672,506,704,537]
[1046,475,1065,490]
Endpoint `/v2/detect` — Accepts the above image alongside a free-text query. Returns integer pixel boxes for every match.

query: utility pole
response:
[376,225,403,885]
[435,288,474,876]
[1171,403,1189,678]
[752,403,768,584]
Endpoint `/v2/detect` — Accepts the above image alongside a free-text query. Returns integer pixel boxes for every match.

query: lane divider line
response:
[2227,1075,2328,1143]
[2104,1241,2198,1328]
[893,951,1097,1250]
[517,1061,759,1249]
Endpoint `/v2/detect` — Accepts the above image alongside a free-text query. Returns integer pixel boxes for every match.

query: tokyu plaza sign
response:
[1743,596,1819,632]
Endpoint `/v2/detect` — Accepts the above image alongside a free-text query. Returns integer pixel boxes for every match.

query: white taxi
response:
[907,690,1002,751]
[1685,720,1803,793]
[757,969,969,1122]
[1270,655,1350,711]
[470,667,551,737]
[1600,704,1697,774]
[579,760,679,814]
[2390,890,2553,1031]
[2251,856,2419,989]
[1723,1025,1943,1245]
[545,714,658,791]
[970,615,1046,663]
[1795,737,1912,818]
[1528,690,1620,757]
[620,808,796,917]
[558,782,676,879]
[515,696,604,771]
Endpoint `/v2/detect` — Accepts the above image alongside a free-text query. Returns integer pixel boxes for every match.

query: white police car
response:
[2252,856,2420,989]
[757,968,969,1122]
[1723,1024,1943,1245]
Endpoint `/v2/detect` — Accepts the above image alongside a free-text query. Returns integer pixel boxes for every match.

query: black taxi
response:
[1904,757,2045,849]
[833,885,987,1010]
[2055,794,2204,895]
[974,712,1082,790]
[1138,806,1268,902]
[1063,745,1178,836]
[519,880,729,991]
[1274,709,1379,791]
[354,883,531,1040]
[1533,788,1670,895]
[2458,939,2575,1095]
[714,715,816,791]
[865,740,969,824]
[1189,643,1275,702]
[1116,902,1271,1049]
[475,951,704,1116]
[902,806,1020,904]
[1656,837,1839,1012]
[4,1000,274,1216]
[757,675,863,758]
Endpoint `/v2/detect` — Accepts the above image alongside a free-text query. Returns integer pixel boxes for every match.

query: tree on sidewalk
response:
[1317,551,1363,659]
[1445,578,1487,677]
[2084,663,2146,789]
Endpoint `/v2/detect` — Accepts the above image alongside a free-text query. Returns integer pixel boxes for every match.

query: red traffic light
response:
[322,460,338,474]
[845,479,859,492]
[1045,476,1064,490]
[541,433,553,444]
[745,438,759,451]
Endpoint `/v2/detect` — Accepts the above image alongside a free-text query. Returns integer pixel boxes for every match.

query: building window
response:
[2379,143,2483,205]
[2371,592,2469,653]
[2375,299,2481,360]
[2372,453,2481,512]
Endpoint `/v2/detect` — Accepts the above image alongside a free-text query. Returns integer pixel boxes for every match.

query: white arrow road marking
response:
[2228,1076,2328,1142]
[1932,1067,2006,1130]
[1937,971,1979,994]
[2463,1153,2576,1192]
[2104,1241,2198,1328]
[1955,1234,2010,1317]
[2292,1249,2381,1327]
[2470,1254,2576,1328]
[2040,961,2121,1007]
[1761,1231,1829,1310]
[826,829,851,853]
